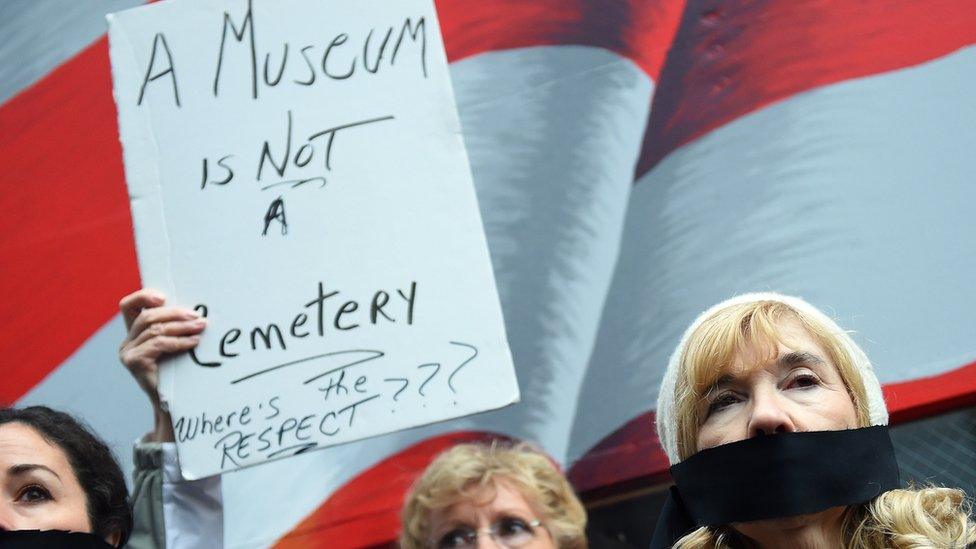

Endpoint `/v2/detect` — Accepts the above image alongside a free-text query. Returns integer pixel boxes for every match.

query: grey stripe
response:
[444,45,652,458]
[0,0,142,104]
[569,45,976,463]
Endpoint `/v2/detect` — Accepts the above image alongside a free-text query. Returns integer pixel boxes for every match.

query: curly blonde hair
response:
[675,488,976,548]
[399,442,587,549]
[669,299,976,548]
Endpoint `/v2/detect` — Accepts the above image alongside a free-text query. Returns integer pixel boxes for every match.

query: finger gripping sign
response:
[108,0,518,479]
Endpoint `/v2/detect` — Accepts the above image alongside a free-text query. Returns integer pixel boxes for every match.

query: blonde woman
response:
[651,293,976,548]
[400,442,587,549]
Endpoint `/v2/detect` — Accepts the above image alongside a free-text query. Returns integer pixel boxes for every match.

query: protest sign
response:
[108,0,517,479]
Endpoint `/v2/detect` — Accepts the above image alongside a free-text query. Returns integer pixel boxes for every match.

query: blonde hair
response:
[669,298,976,547]
[399,442,587,549]
[674,488,976,548]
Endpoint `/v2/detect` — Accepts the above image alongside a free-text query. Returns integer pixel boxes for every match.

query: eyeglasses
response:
[430,517,545,548]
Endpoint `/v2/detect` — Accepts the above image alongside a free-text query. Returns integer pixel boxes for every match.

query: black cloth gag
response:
[649,426,900,548]
[0,530,116,548]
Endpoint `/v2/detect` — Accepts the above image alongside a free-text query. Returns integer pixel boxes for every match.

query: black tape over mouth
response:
[0,530,117,548]
[651,426,900,548]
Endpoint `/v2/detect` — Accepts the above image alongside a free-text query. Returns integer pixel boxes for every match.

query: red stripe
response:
[436,0,685,79]
[883,360,976,424]
[636,0,976,176]
[0,37,140,404]
[567,411,669,495]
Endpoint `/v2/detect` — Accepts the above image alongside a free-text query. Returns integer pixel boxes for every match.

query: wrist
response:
[150,408,176,443]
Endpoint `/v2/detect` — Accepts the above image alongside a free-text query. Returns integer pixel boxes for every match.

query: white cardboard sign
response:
[108,0,517,479]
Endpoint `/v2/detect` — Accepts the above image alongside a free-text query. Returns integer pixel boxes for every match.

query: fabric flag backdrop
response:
[2,1,975,547]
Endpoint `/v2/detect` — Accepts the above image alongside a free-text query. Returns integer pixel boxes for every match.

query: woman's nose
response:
[747,390,796,437]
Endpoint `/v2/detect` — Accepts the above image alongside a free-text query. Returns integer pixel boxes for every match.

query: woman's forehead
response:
[690,316,829,389]
[0,422,73,476]
[734,319,822,365]
[433,478,536,523]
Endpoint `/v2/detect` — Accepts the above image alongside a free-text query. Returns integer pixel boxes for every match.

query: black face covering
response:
[649,426,900,548]
[0,530,116,548]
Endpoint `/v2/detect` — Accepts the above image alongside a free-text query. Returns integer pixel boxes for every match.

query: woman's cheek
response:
[24,502,92,533]
[698,411,744,449]
[787,385,831,407]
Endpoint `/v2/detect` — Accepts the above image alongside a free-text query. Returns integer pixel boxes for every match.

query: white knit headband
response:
[655,292,888,465]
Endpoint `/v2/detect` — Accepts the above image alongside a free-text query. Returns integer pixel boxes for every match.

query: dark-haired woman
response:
[0,406,132,547]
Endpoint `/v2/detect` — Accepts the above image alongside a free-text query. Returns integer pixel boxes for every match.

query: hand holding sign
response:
[118,289,204,443]
[108,0,518,479]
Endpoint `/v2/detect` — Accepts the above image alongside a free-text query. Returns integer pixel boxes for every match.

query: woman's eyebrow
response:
[703,373,736,397]
[8,463,61,480]
[436,517,475,530]
[492,508,536,518]
[777,351,824,367]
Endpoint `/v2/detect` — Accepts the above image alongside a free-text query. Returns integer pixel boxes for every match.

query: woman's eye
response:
[707,393,740,414]
[18,485,52,503]
[788,374,819,389]
[437,528,473,549]
[496,517,530,536]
